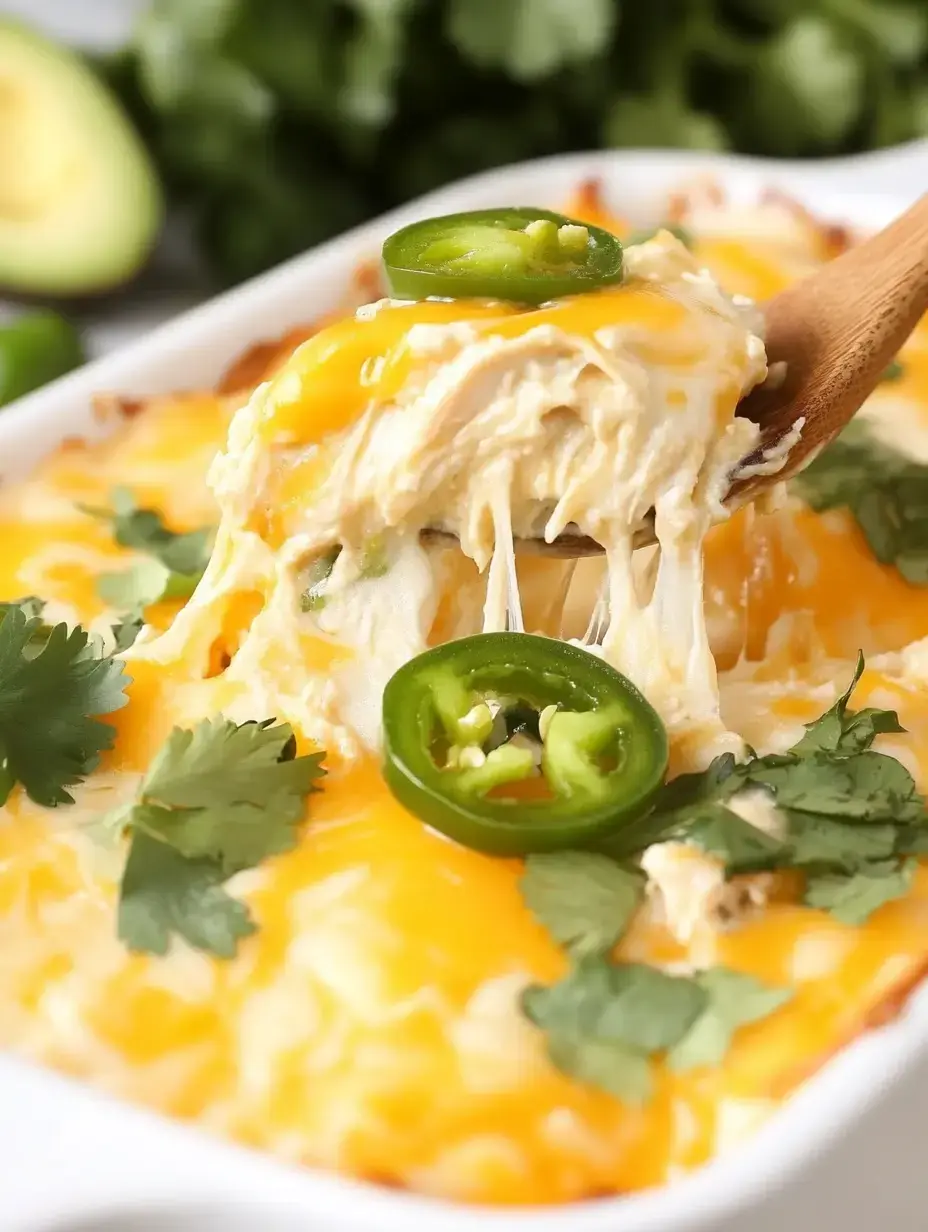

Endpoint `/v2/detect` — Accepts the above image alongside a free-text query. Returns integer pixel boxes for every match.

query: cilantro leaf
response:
[127,717,324,874]
[857,477,928,586]
[678,804,788,873]
[448,0,616,82]
[746,750,923,823]
[598,752,744,858]
[110,610,145,653]
[0,606,130,807]
[522,958,786,1101]
[522,956,708,1055]
[611,752,786,873]
[613,654,926,894]
[792,423,879,509]
[803,859,916,925]
[651,752,741,815]
[0,596,52,659]
[792,423,928,585]
[896,822,928,856]
[667,969,791,1071]
[118,832,256,958]
[82,488,214,610]
[0,595,45,624]
[797,703,906,757]
[521,852,644,957]
[97,485,214,572]
[546,1031,654,1106]
[785,813,899,870]
[116,716,325,957]
[97,559,202,611]
[790,652,905,757]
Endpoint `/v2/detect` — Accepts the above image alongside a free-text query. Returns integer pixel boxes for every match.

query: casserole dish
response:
[2,141,928,1232]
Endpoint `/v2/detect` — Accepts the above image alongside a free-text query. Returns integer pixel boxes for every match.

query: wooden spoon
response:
[424,193,928,558]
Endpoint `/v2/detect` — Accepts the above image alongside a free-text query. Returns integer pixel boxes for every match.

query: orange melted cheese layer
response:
[4,670,928,1203]
[0,198,927,1206]
[257,287,693,447]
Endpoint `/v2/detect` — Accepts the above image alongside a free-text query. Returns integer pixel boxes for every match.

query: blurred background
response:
[0,0,926,398]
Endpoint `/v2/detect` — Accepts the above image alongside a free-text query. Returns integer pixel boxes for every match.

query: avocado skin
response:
[0,20,163,296]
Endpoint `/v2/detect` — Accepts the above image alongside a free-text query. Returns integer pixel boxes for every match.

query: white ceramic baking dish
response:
[3,142,928,1232]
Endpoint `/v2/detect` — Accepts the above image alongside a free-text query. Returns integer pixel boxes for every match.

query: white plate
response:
[3,143,928,1232]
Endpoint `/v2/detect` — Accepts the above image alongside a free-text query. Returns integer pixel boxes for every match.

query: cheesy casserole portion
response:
[1,183,928,1205]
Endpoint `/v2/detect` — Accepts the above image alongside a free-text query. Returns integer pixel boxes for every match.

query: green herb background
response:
[99,0,928,287]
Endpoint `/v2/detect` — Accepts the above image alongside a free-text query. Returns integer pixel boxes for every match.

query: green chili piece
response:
[382,208,624,305]
[300,546,341,612]
[381,633,667,855]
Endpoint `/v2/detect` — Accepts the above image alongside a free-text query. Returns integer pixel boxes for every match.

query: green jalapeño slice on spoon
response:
[382,208,625,305]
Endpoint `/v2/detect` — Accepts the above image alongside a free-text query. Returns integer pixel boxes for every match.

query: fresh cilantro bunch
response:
[95,0,928,286]
[0,600,130,807]
[116,716,325,957]
[81,487,214,621]
[792,419,928,585]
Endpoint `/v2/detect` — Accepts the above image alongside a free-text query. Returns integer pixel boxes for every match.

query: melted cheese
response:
[0,195,927,1207]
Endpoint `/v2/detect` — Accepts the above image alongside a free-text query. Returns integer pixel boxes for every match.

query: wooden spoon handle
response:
[732,193,928,499]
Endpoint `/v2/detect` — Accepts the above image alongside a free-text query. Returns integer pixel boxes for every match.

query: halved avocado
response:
[0,21,162,295]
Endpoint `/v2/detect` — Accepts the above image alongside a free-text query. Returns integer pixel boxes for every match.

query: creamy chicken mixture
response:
[137,232,766,752]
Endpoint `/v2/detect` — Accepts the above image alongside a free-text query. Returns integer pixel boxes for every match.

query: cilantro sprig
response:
[82,487,214,613]
[517,652,926,1099]
[522,957,707,1103]
[0,601,130,807]
[519,853,791,1101]
[603,654,926,921]
[803,860,917,926]
[523,959,790,1102]
[116,716,325,958]
[792,421,928,585]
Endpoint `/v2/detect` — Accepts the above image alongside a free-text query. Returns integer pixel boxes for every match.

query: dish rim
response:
[2,140,928,1232]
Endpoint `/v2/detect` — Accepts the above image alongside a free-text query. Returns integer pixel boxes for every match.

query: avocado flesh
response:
[0,21,162,295]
